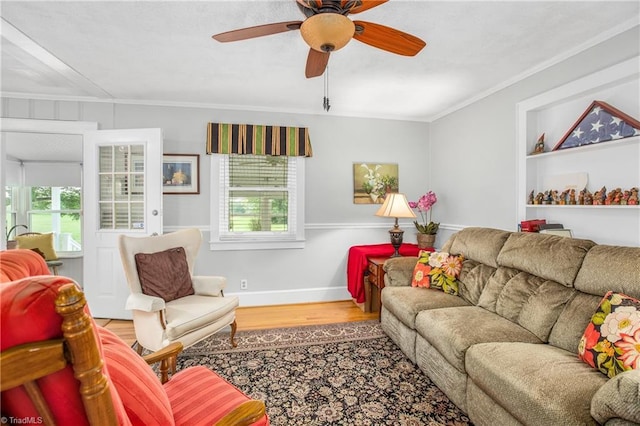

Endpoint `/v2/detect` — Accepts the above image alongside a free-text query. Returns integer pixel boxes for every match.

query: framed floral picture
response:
[353,163,399,204]
[163,154,200,194]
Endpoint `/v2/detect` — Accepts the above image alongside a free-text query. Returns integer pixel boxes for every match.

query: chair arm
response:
[125,293,165,312]
[591,369,640,425]
[215,400,266,426]
[142,342,184,384]
[383,257,418,287]
[192,276,226,296]
[142,342,184,365]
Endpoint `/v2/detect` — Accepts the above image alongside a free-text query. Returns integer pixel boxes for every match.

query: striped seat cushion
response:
[164,366,269,426]
[98,327,175,426]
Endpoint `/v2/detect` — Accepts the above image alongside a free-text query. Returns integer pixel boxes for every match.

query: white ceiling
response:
[1,1,639,123]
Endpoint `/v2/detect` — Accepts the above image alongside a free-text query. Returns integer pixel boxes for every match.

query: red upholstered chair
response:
[0,248,50,283]
[0,276,268,426]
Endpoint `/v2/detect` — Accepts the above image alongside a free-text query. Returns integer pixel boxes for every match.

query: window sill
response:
[209,239,305,251]
[55,252,83,259]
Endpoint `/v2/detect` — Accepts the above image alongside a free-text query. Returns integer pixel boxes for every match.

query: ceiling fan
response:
[212,0,426,78]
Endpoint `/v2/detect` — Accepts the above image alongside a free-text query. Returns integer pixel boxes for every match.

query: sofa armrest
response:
[192,276,226,296]
[591,369,640,425]
[125,293,165,312]
[383,257,418,287]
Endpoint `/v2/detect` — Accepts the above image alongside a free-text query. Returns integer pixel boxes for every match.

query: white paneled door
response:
[83,128,163,319]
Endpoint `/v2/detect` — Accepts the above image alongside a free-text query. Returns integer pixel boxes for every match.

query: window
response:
[4,186,82,253]
[210,154,305,250]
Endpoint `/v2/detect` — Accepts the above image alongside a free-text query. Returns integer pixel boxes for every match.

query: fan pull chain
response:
[323,65,330,112]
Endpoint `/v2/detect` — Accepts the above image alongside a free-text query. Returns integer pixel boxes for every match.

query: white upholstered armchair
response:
[118,228,239,353]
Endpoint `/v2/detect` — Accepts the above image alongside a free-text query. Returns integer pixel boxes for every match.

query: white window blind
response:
[210,154,305,250]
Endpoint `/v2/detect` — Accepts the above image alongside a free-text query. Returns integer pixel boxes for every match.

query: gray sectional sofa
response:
[380,227,640,425]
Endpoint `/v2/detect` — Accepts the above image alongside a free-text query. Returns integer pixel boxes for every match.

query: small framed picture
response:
[162,154,200,194]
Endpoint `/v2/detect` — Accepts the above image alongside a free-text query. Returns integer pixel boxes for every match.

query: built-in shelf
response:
[516,56,640,246]
[526,135,640,160]
[526,204,639,209]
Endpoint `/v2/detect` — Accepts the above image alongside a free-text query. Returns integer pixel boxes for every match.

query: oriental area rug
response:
[176,320,472,426]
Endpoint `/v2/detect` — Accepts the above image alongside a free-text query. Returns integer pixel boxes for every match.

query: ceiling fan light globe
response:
[300,13,355,52]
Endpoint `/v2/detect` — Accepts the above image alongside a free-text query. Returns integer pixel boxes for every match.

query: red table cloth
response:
[347,243,422,303]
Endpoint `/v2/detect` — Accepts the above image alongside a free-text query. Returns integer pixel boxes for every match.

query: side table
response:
[365,256,389,318]
[347,243,421,310]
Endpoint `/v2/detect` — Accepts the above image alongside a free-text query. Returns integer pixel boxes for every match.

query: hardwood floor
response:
[100,300,378,347]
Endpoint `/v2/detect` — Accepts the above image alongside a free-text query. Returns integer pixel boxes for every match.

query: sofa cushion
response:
[135,247,195,302]
[411,250,463,295]
[496,232,595,287]
[549,291,602,354]
[415,306,542,372]
[381,286,469,329]
[476,265,575,342]
[476,266,521,312]
[447,227,510,269]
[466,342,607,425]
[578,291,640,378]
[574,245,640,299]
[458,260,497,306]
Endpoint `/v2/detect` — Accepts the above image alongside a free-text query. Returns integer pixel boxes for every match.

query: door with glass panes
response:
[83,128,163,319]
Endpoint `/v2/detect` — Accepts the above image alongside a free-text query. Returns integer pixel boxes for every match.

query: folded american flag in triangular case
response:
[553,100,640,151]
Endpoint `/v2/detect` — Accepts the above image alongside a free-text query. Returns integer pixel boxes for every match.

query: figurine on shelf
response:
[551,190,560,205]
[578,189,585,205]
[613,189,622,205]
[543,190,552,205]
[583,189,593,206]
[531,133,545,155]
[621,190,631,205]
[629,187,639,205]
[605,189,616,205]
[559,190,569,205]
[535,192,544,205]
[593,186,607,205]
[569,189,576,205]
[528,190,535,205]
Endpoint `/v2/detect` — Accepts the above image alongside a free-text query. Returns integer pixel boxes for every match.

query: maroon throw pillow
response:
[134,247,194,302]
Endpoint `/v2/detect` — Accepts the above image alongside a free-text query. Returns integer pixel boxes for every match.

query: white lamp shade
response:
[375,193,416,219]
[300,13,355,52]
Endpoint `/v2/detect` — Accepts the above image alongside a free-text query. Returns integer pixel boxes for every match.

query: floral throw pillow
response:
[411,250,464,295]
[578,291,640,378]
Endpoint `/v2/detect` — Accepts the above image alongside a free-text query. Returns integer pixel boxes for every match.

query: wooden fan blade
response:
[353,21,425,56]
[348,0,388,14]
[213,21,302,42]
[305,48,330,78]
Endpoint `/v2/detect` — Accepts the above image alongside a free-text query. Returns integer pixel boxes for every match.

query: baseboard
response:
[227,286,352,307]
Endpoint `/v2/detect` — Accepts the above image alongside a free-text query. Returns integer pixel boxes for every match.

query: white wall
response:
[1,99,430,304]
[429,25,640,245]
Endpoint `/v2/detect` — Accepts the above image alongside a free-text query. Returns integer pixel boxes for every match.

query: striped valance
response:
[206,123,313,157]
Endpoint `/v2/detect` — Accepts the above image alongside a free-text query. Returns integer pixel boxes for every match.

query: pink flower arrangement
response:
[409,191,439,234]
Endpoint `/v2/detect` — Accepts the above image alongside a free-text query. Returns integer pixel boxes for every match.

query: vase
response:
[416,233,436,249]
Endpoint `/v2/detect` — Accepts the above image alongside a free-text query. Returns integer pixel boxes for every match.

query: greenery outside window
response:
[5,186,82,253]
[210,154,305,250]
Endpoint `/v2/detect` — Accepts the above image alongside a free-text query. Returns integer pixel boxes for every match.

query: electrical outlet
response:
[240,279,248,290]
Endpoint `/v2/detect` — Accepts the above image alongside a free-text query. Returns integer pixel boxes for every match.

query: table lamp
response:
[375,193,416,257]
